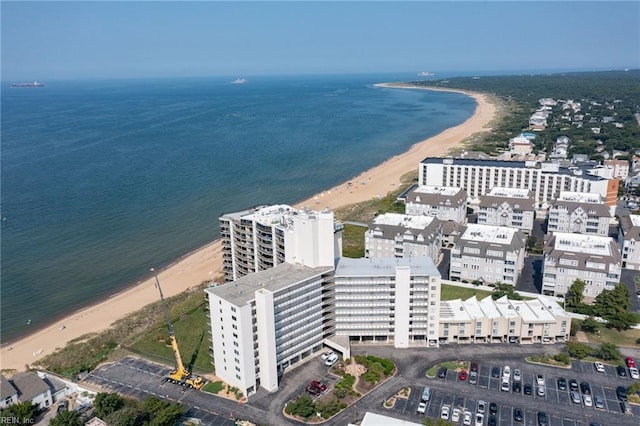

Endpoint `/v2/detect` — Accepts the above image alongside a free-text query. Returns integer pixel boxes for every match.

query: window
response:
[232,315,237,321]
[231,306,236,312]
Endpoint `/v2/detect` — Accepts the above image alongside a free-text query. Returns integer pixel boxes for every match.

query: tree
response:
[580,316,600,334]
[105,406,146,426]
[149,402,184,426]
[491,282,523,300]
[565,279,585,309]
[94,392,125,419]
[0,401,38,423]
[566,341,593,359]
[597,342,622,361]
[595,283,639,330]
[49,410,82,426]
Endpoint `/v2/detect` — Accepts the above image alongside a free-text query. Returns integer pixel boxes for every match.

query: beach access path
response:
[0,85,496,372]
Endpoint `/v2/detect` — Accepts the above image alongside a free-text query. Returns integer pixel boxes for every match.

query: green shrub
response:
[553,352,571,365]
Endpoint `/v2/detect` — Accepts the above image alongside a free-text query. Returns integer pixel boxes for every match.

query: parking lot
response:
[391,358,639,425]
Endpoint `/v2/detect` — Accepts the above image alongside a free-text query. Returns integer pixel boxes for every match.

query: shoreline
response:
[0,83,497,371]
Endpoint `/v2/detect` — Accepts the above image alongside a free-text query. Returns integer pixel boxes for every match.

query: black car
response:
[470,362,479,373]
[489,402,498,416]
[569,379,579,391]
[557,377,567,390]
[514,408,524,422]
[491,367,500,378]
[512,381,521,393]
[524,383,533,395]
[616,385,628,401]
[488,415,497,426]
[580,381,591,395]
[437,367,447,378]
[537,411,549,426]
[617,365,628,378]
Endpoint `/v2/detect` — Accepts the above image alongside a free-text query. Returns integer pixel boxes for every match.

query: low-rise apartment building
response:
[619,214,640,270]
[439,295,570,344]
[547,192,611,236]
[364,213,442,263]
[449,224,525,286]
[542,232,621,297]
[219,205,337,282]
[402,185,467,223]
[604,159,630,180]
[333,257,441,348]
[477,188,535,233]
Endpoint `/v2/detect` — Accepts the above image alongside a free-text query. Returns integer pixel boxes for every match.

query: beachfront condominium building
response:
[419,158,619,209]
[449,224,525,286]
[219,205,338,282]
[477,188,535,233]
[401,185,467,223]
[333,257,442,348]
[364,213,442,263]
[439,295,570,345]
[618,215,640,270]
[542,232,621,298]
[604,159,630,180]
[547,192,611,236]
[206,262,334,397]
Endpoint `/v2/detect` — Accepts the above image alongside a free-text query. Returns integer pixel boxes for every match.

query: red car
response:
[458,370,468,381]
[310,380,327,392]
[625,357,636,368]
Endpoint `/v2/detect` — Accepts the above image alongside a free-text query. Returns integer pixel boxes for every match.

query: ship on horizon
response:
[11,81,45,88]
[231,77,247,84]
[417,72,435,77]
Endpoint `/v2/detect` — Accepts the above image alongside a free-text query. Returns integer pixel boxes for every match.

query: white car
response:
[594,362,605,373]
[324,353,339,366]
[503,365,511,379]
[583,395,593,407]
[417,402,427,414]
[441,405,450,420]
[452,408,461,423]
[630,367,640,379]
[320,350,334,361]
[537,386,545,397]
[475,413,484,426]
[501,379,510,392]
[513,368,521,381]
[536,374,545,386]
[463,411,472,426]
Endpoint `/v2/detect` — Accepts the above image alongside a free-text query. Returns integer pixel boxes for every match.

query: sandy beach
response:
[0,84,496,372]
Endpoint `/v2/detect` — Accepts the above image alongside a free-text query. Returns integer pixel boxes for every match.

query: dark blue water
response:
[0,73,476,343]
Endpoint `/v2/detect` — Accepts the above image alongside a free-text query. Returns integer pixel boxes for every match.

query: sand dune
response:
[0,85,496,371]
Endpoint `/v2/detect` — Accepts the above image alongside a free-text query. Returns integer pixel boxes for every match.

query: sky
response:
[2,1,639,80]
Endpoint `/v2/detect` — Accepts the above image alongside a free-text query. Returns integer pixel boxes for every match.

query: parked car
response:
[580,381,591,395]
[475,413,484,426]
[421,386,432,402]
[488,415,497,426]
[537,411,549,426]
[306,385,322,396]
[452,408,461,422]
[625,356,636,368]
[617,365,628,378]
[489,402,498,416]
[325,353,339,366]
[463,411,472,426]
[594,395,604,409]
[513,369,521,381]
[320,350,334,361]
[469,371,478,384]
[310,380,327,392]
[584,395,593,407]
[501,379,510,392]
[616,386,628,401]
[437,367,448,378]
[512,381,521,393]
[417,402,427,414]
[557,377,567,390]
[458,370,468,381]
[569,379,579,391]
[570,391,581,404]
[629,367,639,379]
[470,362,479,373]
[513,408,524,422]
[441,405,450,420]
[594,361,605,373]
[503,365,511,379]
[491,367,500,378]
[524,383,533,395]
[537,386,545,397]
[477,400,486,414]
[536,374,545,386]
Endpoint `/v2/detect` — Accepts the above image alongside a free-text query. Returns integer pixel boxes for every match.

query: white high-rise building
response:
[220,205,337,282]
[542,232,621,297]
[364,213,442,263]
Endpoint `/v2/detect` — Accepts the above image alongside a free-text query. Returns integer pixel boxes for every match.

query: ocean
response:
[0,73,476,343]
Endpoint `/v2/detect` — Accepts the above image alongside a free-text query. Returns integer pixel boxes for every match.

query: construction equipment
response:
[151,268,205,389]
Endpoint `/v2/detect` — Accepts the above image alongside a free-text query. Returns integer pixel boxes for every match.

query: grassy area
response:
[426,360,470,377]
[578,325,640,348]
[342,224,367,258]
[202,380,224,394]
[441,284,492,301]
[128,304,214,373]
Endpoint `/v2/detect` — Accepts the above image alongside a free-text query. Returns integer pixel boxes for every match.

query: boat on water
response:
[231,77,247,84]
[11,81,45,88]
[417,72,435,77]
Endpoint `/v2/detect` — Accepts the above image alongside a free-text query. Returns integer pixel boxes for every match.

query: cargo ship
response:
[11,81,45,88]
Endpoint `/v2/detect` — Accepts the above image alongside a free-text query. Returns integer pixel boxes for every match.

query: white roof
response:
[440,295,567,323]
[488,187,531,198]
[373,213,435,230]
[460,224,519,244]
[245,205,332,228]
[551,232,614,256]
[412,185,463,196]
[556,191,603,204]
[630,215,640,227]
[360,412,422,426]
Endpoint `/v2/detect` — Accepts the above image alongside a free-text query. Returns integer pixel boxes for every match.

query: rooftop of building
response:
[487,188,533,198]
[411,185,464,196]
[206,262,334,306]
[334,257,441,279]
[360,412,422,426]
[556,191,603,204]
[440,295,566,323]
[372,213,436,230]
[548,232,614,256]
[630,215,640,227]
[10,372,50,402]
[220,205,333,227]
[0,375,17,399]
[459,224,520,245]
[404,185,466,206]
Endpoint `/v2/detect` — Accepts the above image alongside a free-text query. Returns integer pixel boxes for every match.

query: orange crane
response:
[151,268,205,389]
